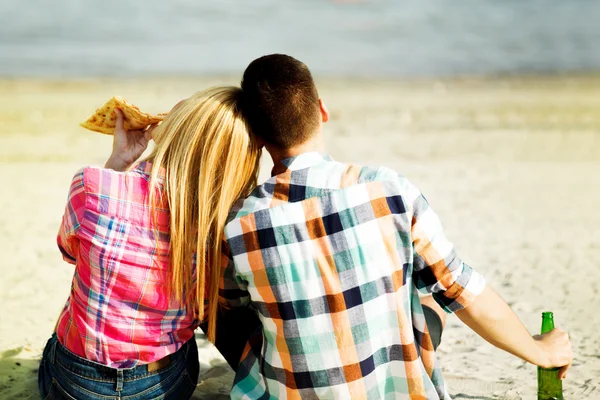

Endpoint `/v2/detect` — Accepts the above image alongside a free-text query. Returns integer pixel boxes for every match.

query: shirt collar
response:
[273,152,333,175]
[134,161,154,174]
[132,161,166,183]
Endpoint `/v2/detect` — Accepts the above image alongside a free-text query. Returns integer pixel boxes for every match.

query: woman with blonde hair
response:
[38,87,261,399]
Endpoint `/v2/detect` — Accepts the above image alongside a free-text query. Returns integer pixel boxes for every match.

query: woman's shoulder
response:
[76,162,158,197]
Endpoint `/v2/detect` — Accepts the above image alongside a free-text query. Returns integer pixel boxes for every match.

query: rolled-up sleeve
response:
[219,238,250,310]
[410,186,486,313]
[57,169,86,264]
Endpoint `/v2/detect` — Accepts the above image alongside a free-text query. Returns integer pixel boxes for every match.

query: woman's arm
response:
[57,170,86,264]
[104,108,155,171]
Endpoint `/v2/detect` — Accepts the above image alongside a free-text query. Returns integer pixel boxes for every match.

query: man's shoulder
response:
[352,164,422,207]
[226,162,419,224]
[286,157,405,187]
[226,180,275,222]
[347,162,417,193]
[355,163,399,183]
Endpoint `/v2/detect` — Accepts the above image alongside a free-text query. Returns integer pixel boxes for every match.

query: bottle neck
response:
[541,312,555,334]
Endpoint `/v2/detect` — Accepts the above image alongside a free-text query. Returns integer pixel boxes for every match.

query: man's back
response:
[220,152,485,399]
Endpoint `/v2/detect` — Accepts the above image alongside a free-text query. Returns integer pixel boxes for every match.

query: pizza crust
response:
[80,96,165,135]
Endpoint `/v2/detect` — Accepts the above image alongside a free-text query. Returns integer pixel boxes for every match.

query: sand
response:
[0,76,599,399]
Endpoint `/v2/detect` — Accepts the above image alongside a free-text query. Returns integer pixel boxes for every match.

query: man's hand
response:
[104,108,157,171]
[534,328,573,379]
[455,286,574,380]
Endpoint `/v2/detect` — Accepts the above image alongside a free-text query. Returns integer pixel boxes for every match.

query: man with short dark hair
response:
[240,54,321,149]
[218,54,572,399]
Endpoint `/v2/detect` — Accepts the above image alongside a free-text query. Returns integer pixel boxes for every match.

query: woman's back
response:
[56,161,197,368]
[40,86,261,400]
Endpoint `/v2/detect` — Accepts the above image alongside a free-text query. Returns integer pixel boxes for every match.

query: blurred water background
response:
[1,0,599,78]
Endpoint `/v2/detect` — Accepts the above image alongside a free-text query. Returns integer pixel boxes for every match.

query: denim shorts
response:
[38,334,199,400]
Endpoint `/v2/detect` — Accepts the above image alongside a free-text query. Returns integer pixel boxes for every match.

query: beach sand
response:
[0,76,599,399]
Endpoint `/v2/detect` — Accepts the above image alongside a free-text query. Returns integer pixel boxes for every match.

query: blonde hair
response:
[145,87,261,342]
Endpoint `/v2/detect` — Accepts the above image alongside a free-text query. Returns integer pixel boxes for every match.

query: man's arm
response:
[455,286,573,379]
[409,186,486,312]
[407,180,572,378]
[212,237,260,370]
[218,238,251,310]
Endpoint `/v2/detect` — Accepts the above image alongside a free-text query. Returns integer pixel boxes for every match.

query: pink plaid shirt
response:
[55,162,199,368]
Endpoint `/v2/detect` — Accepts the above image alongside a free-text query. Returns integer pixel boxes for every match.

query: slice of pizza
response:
[80,96,166,135]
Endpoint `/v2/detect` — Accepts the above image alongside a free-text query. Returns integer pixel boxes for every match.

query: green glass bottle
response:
[538,312,563,400]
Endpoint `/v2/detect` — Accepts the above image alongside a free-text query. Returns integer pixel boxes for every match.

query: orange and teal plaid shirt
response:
[219,152,486,399]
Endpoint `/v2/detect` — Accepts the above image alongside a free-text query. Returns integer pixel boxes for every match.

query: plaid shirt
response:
[55,162,198,368]
[220,153,486,399]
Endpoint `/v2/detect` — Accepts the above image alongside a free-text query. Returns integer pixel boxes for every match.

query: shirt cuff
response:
[58,244,77,264]
[432,263,486,313]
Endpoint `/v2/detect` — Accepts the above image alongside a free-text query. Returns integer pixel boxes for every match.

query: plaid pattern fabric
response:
[220,152,486,399]
[55,162,199,368]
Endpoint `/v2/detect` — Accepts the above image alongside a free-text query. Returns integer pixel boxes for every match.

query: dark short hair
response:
[241,54,321,149]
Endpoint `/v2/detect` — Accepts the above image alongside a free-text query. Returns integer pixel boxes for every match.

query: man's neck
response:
[268,135,326,176]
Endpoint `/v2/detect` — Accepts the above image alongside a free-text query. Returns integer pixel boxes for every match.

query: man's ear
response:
[319,99,329,123]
